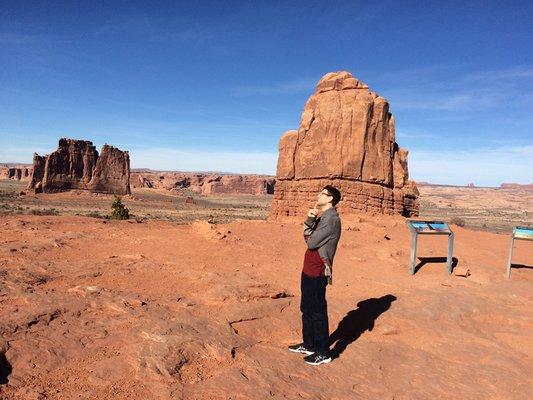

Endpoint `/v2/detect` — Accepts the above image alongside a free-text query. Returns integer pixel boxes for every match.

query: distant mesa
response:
[28,138,131,195]
[131,171,275,195]
[270,71,419,219]
[0,164,33,182]
[415,181,476,188]
[416,182,533,189]
[500,182,533,190]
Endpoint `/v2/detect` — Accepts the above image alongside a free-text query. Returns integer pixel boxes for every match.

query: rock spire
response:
[270,71,419,219]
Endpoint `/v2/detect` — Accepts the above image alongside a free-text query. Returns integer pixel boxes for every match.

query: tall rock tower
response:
[270,71,419,219]
[28,138,131,195]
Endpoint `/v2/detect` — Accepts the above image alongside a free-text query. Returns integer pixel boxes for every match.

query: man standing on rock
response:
[289,185,341,365]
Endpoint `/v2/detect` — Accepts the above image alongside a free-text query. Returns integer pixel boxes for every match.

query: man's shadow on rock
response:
[329,294,396,359]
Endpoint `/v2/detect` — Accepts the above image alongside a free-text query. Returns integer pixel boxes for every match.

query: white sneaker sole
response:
[305,357,332,365]
[288,348,314,355]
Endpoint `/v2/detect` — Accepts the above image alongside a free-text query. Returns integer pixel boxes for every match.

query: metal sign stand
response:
[406,220,454,275]
[506,226,533,278]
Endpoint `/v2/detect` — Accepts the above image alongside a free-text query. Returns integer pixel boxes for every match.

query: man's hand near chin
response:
[307,202,319,218]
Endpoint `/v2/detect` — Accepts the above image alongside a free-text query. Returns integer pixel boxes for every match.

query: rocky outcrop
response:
[201,175,275,195]
[87,145,131,195]
[131,172,201,191]
[29,155,45,191]
[37,139,98,192]
[130,171,275,196]
[28,138,130,195]
[0,165,32,181]
[270,71,419,219]
[500,183,533,190]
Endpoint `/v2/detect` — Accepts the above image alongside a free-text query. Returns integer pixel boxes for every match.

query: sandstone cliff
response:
[28,138,130,195]
[0,164,33,181]
[130,171,275,196]
[270,71,419,219]
[201,175,275,195]
[88,145,131,195]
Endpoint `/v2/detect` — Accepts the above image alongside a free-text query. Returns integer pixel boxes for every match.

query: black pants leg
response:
[300,272,329,356]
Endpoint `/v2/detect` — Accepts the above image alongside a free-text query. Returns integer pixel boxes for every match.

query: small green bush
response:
[111,196,130,220]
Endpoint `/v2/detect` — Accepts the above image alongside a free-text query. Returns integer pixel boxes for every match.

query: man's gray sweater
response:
[303,207,342,269]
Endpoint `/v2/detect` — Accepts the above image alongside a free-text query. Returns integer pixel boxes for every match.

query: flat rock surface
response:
[0,215,532,399]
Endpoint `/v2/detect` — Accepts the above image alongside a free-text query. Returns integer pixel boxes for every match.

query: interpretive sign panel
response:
[409,221,451,234]
[513,226,533,240]
[507,226,533,278]
[406,220,454,275]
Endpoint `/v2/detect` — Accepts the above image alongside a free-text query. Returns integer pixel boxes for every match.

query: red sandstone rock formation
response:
[130,171,275,196]
[136,174,154,189]
[201,175,275,195]
[88,145,131,195]
[29,155,45,191]
[270,71,419,219]
[39,139,98,192]
[0,164,33,181]
[28,138,130,195]
[130,171,204,191]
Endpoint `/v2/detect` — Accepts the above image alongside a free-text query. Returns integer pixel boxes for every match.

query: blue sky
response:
[1,0,532,186]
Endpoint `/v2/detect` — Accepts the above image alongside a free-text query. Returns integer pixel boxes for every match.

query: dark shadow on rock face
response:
[329,294,397,359]
[0,350,12,384]
[414,257,458,274]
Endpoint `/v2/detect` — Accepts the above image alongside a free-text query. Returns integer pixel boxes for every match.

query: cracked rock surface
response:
[0,214,532,399]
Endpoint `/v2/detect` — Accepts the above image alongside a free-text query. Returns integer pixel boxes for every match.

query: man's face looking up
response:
[316,190,332,207]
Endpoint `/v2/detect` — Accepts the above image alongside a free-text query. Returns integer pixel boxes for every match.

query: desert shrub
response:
[30,208,59,216]
[86,211,103,219]
[450,217,465,227]
[111,196,130,220]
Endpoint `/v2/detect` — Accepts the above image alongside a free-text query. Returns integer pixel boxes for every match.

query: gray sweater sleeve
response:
[303,215,317,237]
[306,214,338,250]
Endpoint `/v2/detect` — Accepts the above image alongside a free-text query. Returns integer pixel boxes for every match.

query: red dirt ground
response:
[0,213,532,399]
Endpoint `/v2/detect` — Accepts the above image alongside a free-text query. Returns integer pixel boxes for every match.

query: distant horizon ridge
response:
[2,161,532,189]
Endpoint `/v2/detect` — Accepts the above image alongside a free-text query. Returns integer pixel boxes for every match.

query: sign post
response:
[406,220,454,275]
[507,226,533,278]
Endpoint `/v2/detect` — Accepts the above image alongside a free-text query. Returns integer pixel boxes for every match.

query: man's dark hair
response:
[324,185,341,206]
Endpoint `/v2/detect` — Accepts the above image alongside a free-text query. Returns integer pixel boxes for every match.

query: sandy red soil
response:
[0,213,531,399]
